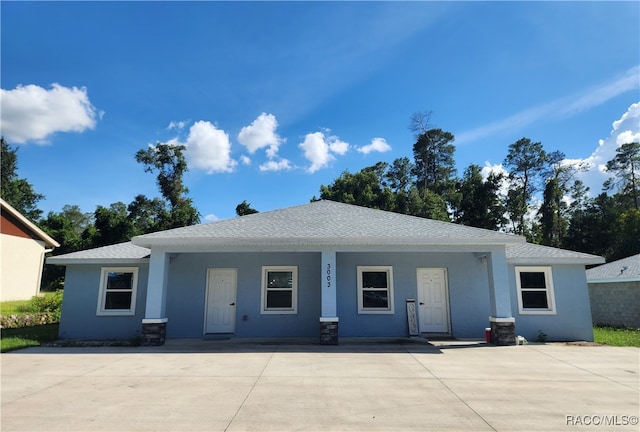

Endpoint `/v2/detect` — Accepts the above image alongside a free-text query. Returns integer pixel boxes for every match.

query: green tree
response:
[406,187,449,221]
[127,194,169,233]
[236,200,259,216]
[135,143,200,228]
[536,151,587,246]
[604,142,640,210]
[385,157,414,194]
[412,128,457,196]
[454,164,506,230]
[83,202,134,248]
[503,138,547,236]
[0,138,44,220]
[39,205,93,290]
[563,193,619,259]
[319,168,394,211]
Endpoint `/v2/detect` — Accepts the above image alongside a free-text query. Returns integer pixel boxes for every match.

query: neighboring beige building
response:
[1,198,60,301]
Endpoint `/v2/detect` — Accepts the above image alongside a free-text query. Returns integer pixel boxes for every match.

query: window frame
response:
[357,266,395,314]
[96,267,139,316]
[260,266,298,315]
[515,266,557,315]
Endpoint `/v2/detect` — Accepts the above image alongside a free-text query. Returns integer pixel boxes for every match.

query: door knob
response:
[229,303,235,306]
[419,302,424,305]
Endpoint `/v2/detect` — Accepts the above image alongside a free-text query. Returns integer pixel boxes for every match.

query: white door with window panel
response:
[417,268,450,333]
[205,268,237,333]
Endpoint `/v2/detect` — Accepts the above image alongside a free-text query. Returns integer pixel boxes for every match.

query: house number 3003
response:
[326,263,332,288]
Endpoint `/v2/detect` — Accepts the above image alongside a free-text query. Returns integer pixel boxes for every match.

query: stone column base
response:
[489,317,515,346]
[320,318,339,345]
[141,318,168,346]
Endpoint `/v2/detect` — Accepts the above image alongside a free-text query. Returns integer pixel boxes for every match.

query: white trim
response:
[489,316,515,323]
[0,198,60,248]
[357,266,395,314]
[319,317,339,322]
[515,266,557,315]
[260,266,298,314]
[96,267,139,316]
[142,318,168,324]
[204,268,238,333]
[416,268,450,333]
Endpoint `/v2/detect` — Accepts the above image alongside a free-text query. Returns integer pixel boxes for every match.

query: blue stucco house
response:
[47,200,604,345]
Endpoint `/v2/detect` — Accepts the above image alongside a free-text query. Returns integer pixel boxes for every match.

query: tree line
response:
[316,114,639,263]
[1,118,638,290]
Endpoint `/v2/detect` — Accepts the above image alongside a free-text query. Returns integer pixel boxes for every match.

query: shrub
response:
[16,290,63,319]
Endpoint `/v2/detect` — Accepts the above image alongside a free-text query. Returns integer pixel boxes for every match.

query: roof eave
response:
[587,276,640,283]
[46,257,150,266]
[1,198,60,248]
[508,257,606,266]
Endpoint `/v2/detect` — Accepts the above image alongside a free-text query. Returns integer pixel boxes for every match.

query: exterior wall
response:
[59,251,497,340]
[588,282,640,328]
[164,252,321,338]
[337,252,492,339]
[510,264,594,342]
[58,264,149,340]
[0,234,46,301]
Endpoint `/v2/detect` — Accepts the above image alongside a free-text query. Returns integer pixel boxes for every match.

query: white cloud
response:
[174,121,237,174]
[237,113,284,156]
[481,162,510,197]
[203,214,219,223]
[574,102,640,195]
[329,137,350,155]
[357,137,391,154]
[259,158,292,172]
[298,131,351,173]
[456,66,640,145]
[240,155,252,165]
[0,83,98,144]
[167,120,187,130]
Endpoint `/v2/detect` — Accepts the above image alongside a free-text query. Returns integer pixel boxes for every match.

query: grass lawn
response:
[593,325,640,347]
[1,324,59,353]
[0,299,31,316]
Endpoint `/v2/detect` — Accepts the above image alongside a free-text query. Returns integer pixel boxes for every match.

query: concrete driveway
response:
[1,339,638,431]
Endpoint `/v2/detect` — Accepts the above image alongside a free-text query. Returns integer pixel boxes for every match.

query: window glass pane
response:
[107,272,133,290]
[521,291,549,309]
[362,290,389,309]
[267,271,293,288]
[105,292,133,310]
[519,272,546,289]
[362,271,388,288]
[266,290,292,308]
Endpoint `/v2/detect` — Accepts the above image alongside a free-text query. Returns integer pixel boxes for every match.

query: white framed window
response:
[515,266,556,315]
[261,266,298,314]
[357,266,394,314]
[97,267,139,316]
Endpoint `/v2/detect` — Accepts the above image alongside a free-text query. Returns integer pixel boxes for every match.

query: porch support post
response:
[319,250,339,345]
[141,249,170,346]
[487,248,516,345]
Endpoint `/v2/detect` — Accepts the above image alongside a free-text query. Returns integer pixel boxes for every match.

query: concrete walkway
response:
[1,340,638,431]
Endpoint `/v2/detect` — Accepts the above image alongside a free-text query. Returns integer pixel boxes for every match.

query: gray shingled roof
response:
[47,241,149,265]
[46,201,604,265]
[586,254,640,282]
[506,243,604,265]
[132,200,525,247]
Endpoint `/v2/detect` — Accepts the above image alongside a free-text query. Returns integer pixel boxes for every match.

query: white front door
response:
[205,268,237,334]
[417,268,450,334]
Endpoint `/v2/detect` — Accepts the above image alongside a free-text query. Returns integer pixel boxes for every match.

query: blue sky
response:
[2,1,639,222]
